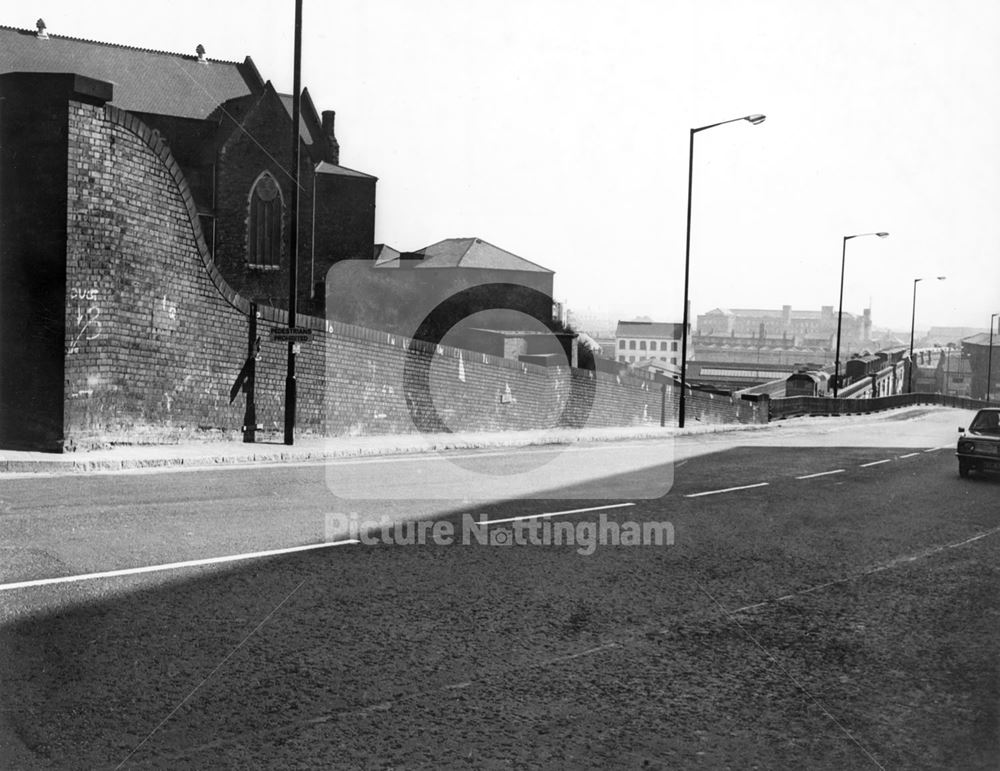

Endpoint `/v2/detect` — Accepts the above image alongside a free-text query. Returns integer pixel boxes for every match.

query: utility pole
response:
[284,0,303,445]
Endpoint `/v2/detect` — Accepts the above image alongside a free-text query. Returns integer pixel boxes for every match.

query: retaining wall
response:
[58,99,745,449]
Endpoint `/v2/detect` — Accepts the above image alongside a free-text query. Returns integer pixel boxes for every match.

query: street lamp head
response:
[876,232,889,238]
[745,114,766,125]
[936,276,946,280]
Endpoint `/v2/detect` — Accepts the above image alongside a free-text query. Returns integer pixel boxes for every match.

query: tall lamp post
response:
[832,232,889,397]
[284,0,303,445]
[988,312,999,402]
[907,276,946,393]
[678,113,766,428]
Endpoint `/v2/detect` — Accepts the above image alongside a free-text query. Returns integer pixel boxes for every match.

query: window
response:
[247,172,283,269]
[618,356,626,362]
[671,341,678,352]
[660,341,668,351]
[629,340,636,350]
[671,357,677,365]
[618,339,626,349]
[639,341,647,351]
[628,356,635,362]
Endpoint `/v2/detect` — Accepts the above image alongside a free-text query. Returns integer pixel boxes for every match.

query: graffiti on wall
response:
[68,286,102,354]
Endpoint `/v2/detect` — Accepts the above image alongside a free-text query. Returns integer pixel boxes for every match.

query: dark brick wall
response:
[312,171,377,288]
[52,95,739,449]
[0,74,93,449]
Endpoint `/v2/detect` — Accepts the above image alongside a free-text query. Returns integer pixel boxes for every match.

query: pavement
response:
[0,421,776,474]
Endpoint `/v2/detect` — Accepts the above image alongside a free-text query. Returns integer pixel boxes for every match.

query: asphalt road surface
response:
[0,407,997,769]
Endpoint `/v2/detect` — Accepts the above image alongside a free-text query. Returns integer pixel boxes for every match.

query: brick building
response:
[614,321,687,366]
[0,21,376,317]
[697,306,871,346]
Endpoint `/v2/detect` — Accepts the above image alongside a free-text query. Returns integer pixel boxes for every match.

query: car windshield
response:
[969,411,1000,434]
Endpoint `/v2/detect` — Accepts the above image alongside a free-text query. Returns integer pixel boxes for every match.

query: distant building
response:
[959,333,1000,400]
[693,305,873,367]
[697,305,871,346]
[923,327,987,347]
[938,351,973,398]
[686,361,799,392]
[328,237,556,347]
[629,358,680,380]
[615,320,687,366]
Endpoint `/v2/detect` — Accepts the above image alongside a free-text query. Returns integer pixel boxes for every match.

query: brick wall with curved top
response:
[59,99,728,449]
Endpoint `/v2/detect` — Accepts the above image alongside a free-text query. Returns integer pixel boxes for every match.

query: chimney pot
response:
[36,18,48,39]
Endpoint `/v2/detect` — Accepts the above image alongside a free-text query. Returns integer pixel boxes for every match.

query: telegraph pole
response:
[284,0,303,445]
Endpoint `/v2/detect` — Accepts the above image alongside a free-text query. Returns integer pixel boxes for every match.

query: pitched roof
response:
[315,161,377,179]
[960,332,998,347]
[0,24,261,119]
[616,320,686,338]
[403,238,552,273]
[278,90,318,146]
[373,244,401,266]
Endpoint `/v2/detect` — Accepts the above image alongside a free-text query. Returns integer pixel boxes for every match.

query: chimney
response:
[36,18,48,39]
[196,44,207,63]
[321,110,340,165]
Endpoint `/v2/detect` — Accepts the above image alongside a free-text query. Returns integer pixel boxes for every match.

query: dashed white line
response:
[684,482,769,498]
[796,469,845,480]
[0,539,360,592]
[899,452,920,459]
[481,502,635,526]
[860,459,892,468]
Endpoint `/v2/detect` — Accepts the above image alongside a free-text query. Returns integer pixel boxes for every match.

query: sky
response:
[15,0,1000,332]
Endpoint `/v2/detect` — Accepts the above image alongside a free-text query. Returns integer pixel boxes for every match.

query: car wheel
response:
[958,461,970,478]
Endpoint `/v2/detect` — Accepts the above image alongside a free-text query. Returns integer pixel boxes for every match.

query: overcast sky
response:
[18,0,1000,331]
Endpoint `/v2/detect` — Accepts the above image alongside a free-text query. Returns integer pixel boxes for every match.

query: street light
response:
[988,312,999,402]
[832,232,889,398]
[907,276,946,394]
[678,113,766,428]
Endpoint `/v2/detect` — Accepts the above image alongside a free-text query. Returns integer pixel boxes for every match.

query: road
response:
[0,406,997,769]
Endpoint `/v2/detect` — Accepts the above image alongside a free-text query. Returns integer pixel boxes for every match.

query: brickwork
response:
[59,101,741,449]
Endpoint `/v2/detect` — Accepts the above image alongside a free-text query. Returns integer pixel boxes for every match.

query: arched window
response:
[247,172,283,269]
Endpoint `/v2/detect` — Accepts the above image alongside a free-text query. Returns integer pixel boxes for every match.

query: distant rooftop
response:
[702,307,862,320]
[616,320,686,338]
[375,238,552,273]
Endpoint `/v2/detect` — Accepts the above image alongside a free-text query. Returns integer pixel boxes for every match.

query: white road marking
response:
[860,459,892,468]
[684,482,769,498]
[481,502,635,526]
[796,469,845,480]
[923,447,942,453]
[899,452,920,459]
[0,539,360,592]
